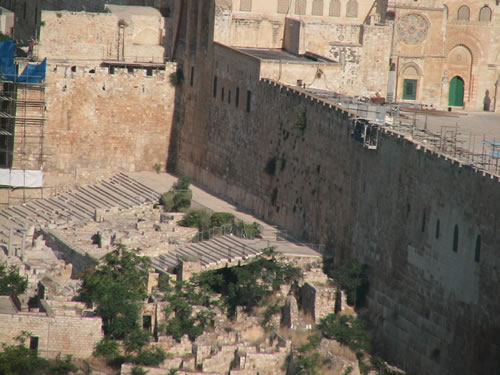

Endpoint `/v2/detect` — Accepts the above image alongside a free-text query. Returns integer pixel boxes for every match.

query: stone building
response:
[0,296,103,359]
[388,0,500,111]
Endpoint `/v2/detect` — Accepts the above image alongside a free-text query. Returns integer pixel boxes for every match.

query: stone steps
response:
[0,174,162,251]
[150,234,264,273]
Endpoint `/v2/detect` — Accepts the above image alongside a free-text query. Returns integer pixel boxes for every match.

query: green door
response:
[449,76,464,106]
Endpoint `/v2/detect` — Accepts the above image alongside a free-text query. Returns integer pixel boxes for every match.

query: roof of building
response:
[237,48,335,63]
[0,296,18,314]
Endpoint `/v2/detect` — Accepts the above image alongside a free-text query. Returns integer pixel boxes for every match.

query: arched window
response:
[435,219,440,239]
[295,0,307,15]
[452,224,459,252]
[479,6,492,22]
[443,4,448,20]
[312,0,324,16]
[329,0,340,16]
[346,0,358,17]
[474,235,481,262]
[277,0,289,14]
[240,0,252,11]
[457,5,470,21]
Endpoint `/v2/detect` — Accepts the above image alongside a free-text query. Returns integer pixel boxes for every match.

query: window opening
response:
[403,79,417,100]
[246,90,252,112]
[452,224,459,252]
[30,336,39,352]
[346,0,358,17]
[474,235,481,262]
[457,5,470,20]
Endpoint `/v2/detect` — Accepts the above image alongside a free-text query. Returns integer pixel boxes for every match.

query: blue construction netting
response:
[0,39,46,83]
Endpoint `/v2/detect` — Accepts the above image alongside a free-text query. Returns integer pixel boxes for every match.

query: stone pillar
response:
[7,229,13,257]
[494,80,500,112]
[440,71,449,109]
[20,232,26,261]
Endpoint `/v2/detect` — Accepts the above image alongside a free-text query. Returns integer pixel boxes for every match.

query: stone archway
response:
[449,76,464,106]
[446,45,472,105]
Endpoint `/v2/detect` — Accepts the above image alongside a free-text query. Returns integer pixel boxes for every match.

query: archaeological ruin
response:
[0,0,498,374]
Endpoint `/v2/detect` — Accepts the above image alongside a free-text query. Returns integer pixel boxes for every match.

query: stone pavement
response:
[129,171,323,258]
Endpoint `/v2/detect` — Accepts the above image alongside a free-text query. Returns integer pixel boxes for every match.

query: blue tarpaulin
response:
[0,39,46,83]
[17,58,47,83]
[0,39,17,81]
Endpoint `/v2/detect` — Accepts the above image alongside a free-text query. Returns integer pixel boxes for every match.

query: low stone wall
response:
[0,311,103,359]
[39,229,97,278]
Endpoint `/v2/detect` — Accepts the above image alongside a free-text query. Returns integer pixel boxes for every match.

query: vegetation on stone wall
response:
[318,314,371,355]
[294,106,308,133]
[80,245,167,368]
[160,177,193,212]
[79,245,150,339]
[169,69,184,86]
[329,259,369,307]
[0,332,77,375]
[178,209,261,239]
[159,273,219,341]
[197,248,302,316]
[0,265,27,296]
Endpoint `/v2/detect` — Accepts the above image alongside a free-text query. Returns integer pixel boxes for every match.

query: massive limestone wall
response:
[175,47,500,373]
[43,63,176,187]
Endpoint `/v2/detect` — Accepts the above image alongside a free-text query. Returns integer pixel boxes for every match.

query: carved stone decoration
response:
[396,14,428,45]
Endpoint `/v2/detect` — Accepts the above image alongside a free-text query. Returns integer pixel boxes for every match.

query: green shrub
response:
[153,164,161,174]
[294,351,321,375]
[210,212,235,228]
[0,265,28,296]
[330,258,369,307]
[318,314,371,354]
[198,251,302,316]
[93,337,120,359]
[160,191,192,212]
[124,329,151,354]
[237,220,261,239]
[169,70,184,86]
[131,366,149,375]
[78,246,150,339]
[157,273,173,292]
[130,347,167,366]
[178,209,211,231]
[172,177,191,190]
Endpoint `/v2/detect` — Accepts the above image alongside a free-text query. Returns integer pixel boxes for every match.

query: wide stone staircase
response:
[0,173,161,251]
[150,234,264,272]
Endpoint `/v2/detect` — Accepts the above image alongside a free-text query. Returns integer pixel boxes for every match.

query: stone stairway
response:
[0,173,161,251]
[151,234,264,272]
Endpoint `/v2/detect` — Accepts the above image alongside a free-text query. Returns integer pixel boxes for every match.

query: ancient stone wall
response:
[0,308,103,359]
[176,69,500,374]
[38,9,165,63]
[42,62,175,186]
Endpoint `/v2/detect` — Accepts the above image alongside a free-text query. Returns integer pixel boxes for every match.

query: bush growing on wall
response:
[160,177,192,212]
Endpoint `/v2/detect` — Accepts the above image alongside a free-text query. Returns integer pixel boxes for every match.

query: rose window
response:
[397,14,428,44]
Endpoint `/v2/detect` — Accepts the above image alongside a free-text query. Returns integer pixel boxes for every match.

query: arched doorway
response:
[449,76,464,106]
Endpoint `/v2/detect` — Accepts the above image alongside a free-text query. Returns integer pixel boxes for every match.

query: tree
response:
[0,332,77,375]
[79,245,150,339]
[0,265,28,296]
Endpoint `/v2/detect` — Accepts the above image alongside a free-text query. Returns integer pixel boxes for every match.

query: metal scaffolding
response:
[0,80,46,206]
